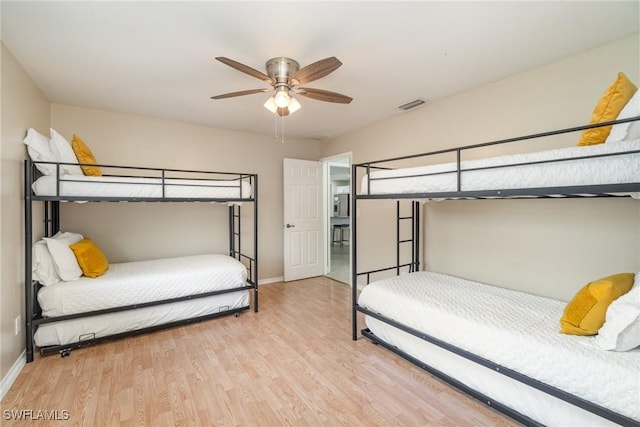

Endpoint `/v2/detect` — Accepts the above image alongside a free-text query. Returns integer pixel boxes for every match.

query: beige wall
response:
[1,44,50,383]
[321,34,640,301]
[50,105,320,280]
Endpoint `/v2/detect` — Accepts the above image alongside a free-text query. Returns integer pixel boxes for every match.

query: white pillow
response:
[49,128,83,175]
[22,128,57,175]
[595,274,640,351]
[32,239,62,286]
[605,91,640,143]
[625,120,640,141]
[44,232,84,281]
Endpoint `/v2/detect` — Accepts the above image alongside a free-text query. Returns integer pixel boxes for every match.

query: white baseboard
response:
[0,350,26,402]
[258,276,283,285]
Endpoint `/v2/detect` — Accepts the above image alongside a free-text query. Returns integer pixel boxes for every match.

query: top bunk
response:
[25,159,256,204]
[23,128,256,203]
[354,116,640,201]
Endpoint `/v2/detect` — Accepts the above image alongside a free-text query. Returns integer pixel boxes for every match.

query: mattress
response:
[32,174,253,200]
[38,254,248,317]
[35,290,249,347]
[357,271,640,424]
[361,139,640,197]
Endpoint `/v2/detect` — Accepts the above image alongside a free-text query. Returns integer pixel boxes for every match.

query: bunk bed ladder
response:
[396,200,420,275]
[43,200,61,237]
[229,202,259,313]
[229,204,241,261]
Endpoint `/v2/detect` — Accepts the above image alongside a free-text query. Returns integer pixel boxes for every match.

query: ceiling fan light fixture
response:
[264,93,301,115]
[264,96,277,113]
[274,88,290,108]
[288,97,301,114]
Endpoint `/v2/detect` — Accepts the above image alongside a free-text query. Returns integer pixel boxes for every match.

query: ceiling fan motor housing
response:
[266,57,300,85]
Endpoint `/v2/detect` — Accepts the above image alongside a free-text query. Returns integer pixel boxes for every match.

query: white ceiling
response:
[2,1,638,141]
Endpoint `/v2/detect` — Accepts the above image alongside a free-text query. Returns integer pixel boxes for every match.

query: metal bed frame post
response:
[51,201,60,235]
[25,160,62,363]
[413,201,420,272]
[396,202,401,276]
[351,164,359,340]
[236,206,242,259]
[229,205,235,257]
[253,175,259,312]
[24,161,34,363]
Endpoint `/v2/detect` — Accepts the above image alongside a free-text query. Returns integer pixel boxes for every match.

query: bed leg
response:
[59,348,71,358]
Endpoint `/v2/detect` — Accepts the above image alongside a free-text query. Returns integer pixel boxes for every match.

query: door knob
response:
[285,224,295,228]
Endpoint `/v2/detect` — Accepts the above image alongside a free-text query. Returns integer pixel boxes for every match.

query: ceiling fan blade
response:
[291,57,342,85]
[215,57,273,84]
[295,88,353,104]
[211,88,271,100]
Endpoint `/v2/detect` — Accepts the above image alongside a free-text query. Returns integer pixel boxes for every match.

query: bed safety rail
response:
[354,116,640,200]
[25,160,257,203]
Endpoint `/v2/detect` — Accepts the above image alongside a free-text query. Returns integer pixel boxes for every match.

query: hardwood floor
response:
[2,277,520,426]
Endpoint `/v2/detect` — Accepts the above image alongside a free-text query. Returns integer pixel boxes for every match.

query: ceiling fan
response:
[211,56,353,116]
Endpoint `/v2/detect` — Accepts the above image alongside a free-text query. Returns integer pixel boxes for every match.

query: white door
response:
[284,158,324,281]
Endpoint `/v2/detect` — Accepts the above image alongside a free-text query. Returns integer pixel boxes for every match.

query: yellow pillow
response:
[577,72,637,146]
[70,238,109,278]
[71,134,102,176]
[560,273,635,335]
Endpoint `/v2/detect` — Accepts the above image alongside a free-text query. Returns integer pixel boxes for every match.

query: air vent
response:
[397,98,427,111]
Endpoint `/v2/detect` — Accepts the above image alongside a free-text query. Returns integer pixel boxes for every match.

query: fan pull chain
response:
[273,111,278,139]
[272,112,286,144]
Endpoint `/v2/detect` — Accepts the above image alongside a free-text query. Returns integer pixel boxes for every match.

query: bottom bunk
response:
[32,253,252,357]
[356,271,640,427]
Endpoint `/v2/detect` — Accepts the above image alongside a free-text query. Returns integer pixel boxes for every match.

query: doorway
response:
[323,153,351,285]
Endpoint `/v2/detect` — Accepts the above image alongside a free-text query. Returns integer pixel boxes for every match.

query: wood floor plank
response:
[1,277,521,426]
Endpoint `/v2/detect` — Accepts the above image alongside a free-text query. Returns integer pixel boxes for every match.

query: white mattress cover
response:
[361,139,640,197]
[357,271,640,422]
[38,254,248,317]
[32,174,253,200]
[35,290,249,347]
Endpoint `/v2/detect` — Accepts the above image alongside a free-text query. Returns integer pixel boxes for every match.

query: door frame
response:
[321,152,352,284]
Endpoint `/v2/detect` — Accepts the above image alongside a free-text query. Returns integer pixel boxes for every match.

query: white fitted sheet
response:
[361,139,640,197]
[35,290,249,347]
[38,254,248,317]
[358,271,640,424]
[32,174,253,200]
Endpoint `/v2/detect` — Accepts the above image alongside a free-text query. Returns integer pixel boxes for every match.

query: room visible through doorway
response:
[323,154,351,285]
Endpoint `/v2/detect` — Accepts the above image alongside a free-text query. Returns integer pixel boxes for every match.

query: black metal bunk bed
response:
[24,159,258,363]
[351,117,640,427]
